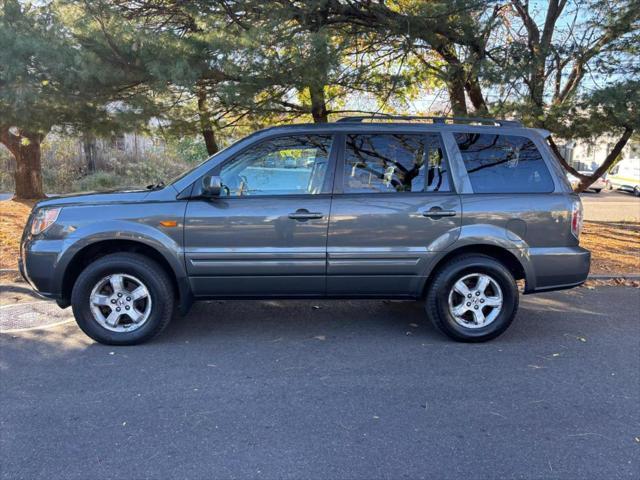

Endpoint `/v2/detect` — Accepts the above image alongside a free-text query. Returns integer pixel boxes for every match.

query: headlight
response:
[31,207,62,235]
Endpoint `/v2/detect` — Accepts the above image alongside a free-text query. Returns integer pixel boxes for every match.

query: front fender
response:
[51,219,188,306]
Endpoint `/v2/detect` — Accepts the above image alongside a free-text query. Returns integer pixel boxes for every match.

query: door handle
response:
[421,207,457,218]
[288,210,324,221]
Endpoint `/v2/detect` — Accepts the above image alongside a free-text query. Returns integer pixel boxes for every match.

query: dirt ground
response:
[1,199,639,275]
[581,221,640,275]
[0,200,34,272]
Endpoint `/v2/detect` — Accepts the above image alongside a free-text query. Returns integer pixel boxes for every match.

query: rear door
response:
[184,134,335,297]
[326,131,461,296]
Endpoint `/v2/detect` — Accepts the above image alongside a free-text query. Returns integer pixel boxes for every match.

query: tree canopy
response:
[1,0,638,198]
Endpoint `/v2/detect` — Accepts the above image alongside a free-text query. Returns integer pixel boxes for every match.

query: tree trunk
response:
[83,132,97,172]
[446,79,468,116]
[465,77,488,115]
[435,46,468,116]
[196,88,219,156]
[309,84,329,123]
[0,127,45,200]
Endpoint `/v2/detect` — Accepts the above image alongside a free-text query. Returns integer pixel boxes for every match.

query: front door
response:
[327,131,461,296]
[184,134,335,297]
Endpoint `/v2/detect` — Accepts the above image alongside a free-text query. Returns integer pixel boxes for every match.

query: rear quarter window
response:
[455,133,555,193]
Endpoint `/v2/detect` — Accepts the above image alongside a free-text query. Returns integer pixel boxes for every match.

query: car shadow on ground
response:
[159,298,441,344]
[0,282,45,305]
[0,289,608,361]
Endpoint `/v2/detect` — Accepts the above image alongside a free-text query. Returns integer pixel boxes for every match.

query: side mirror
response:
[201,175,222,197]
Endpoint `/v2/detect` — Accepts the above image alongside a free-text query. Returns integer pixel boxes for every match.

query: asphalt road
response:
[581,190,640,222]
[1,286,638,480]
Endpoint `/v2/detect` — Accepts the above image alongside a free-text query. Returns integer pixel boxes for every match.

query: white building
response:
[561,135,640,172]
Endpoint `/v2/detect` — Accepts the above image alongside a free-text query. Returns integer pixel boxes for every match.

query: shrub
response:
[166,136,209,165]
[72,172,121,192]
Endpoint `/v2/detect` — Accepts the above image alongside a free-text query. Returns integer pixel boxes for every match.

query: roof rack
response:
[335,115,522,127]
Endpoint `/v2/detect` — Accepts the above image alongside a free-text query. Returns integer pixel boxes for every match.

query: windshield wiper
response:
[146,181,165,190]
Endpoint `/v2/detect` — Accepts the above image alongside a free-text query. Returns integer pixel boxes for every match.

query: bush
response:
[0,146,14,192]
[1,132,211,194]
[72,172,121,192]
[166,136,209,165]
[123,153,190,187]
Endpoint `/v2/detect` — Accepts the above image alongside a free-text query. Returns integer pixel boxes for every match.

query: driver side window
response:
[219,135,333,196]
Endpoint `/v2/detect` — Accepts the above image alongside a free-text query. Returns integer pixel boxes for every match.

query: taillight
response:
[571,199,583,239]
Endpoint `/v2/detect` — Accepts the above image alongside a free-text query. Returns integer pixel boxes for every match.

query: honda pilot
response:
[19,116,590,345]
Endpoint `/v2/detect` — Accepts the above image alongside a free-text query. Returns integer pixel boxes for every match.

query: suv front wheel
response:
[71,253,174,345]
[426,254,519,342]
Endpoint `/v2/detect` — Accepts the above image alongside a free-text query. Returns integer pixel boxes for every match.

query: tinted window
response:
[220,135,332,196]
[343,134,450,193]
[455,133,554,193]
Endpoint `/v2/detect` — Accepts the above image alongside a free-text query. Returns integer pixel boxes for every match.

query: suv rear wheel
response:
[71,253,174,345]
[426,254,519,342]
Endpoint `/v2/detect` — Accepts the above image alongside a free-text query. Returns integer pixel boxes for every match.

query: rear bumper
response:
[526,246,591,293]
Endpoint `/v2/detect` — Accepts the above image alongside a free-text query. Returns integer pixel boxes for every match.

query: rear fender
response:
[418,223,536,293]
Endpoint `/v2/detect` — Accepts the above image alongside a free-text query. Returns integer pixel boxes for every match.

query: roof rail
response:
[335,115,522,127]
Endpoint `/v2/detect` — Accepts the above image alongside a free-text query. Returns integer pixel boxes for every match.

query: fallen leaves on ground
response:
[581,221,640,275]
[0,200,34,270]
[583,279,640,288]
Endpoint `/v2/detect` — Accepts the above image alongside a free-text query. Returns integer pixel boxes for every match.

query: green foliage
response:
[165,137,209,165]
[121,153,189,187]
[0,0,149,136]
[72,171,121,192]
[487,0,639,126]
[580,81,640,135]
[0,133,197,194]
[2,0,639,197]
[0,146,13,191]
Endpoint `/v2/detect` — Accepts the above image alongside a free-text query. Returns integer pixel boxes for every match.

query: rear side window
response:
[343,133,450,193]
[455,133,555,193]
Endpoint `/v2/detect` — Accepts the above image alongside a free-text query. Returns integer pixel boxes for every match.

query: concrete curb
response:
[587,274,640,280]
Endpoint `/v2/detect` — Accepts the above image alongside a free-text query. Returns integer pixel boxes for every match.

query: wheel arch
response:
[59,239,192,313]
[420,244,529,297]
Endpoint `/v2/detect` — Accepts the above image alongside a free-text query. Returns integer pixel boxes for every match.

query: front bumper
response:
[19,237,65,301]
[527,246,591,293]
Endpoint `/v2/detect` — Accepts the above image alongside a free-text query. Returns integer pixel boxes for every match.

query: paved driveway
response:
[1,286,638,480]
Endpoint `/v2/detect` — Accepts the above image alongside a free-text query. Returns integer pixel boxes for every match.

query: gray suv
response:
[19,116,590,345]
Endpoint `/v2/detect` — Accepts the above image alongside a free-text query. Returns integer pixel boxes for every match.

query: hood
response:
[35,187,154,208]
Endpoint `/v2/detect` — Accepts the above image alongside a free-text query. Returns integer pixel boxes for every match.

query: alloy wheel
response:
[447,273,503,329]
[89,273,152,332]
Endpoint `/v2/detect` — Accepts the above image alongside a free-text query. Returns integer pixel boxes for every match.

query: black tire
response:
[593,188,602,193]
[71,253,174,345]
[425,254,519,342]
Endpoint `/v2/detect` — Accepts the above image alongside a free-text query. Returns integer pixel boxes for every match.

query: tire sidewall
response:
[72,255,173,345]
[432,257,518,341]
